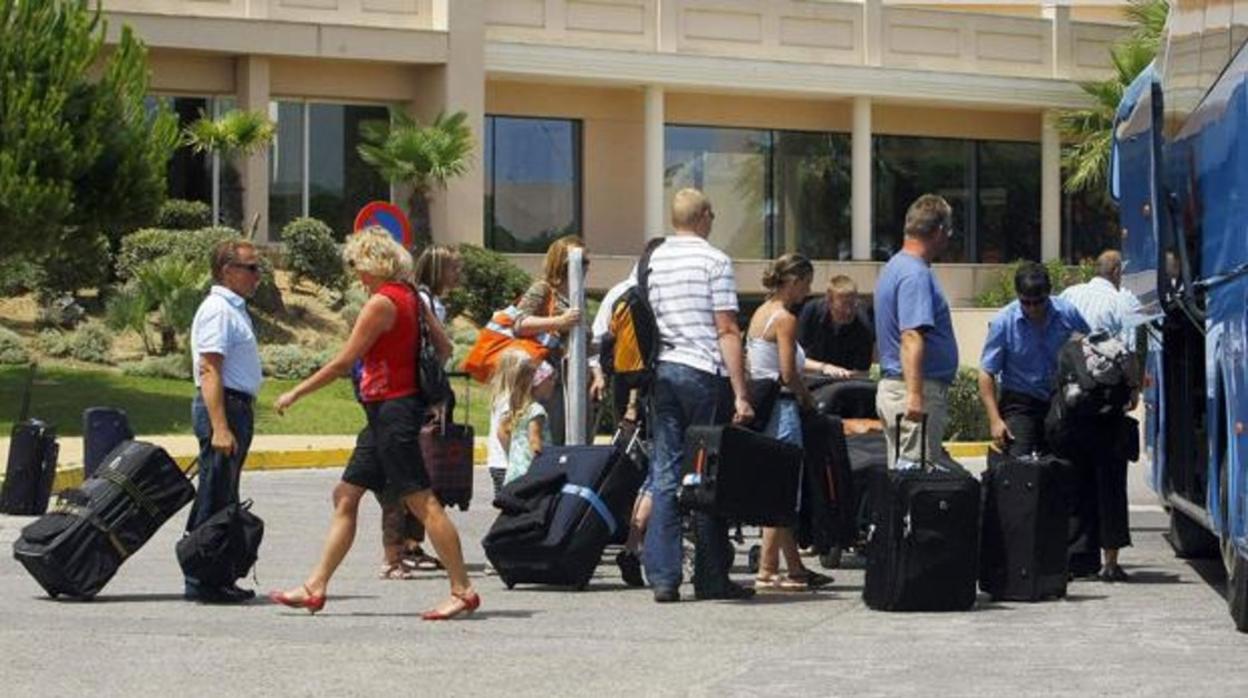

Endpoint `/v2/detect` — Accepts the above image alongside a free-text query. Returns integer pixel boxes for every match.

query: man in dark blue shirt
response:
[978,262,1090,456]
[874,194,960,469]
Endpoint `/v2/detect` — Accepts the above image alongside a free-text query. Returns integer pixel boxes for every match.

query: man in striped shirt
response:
[641,188,755,603]
[1058,249,1139,582]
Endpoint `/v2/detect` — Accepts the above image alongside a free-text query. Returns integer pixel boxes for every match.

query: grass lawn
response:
[1,366,491,438]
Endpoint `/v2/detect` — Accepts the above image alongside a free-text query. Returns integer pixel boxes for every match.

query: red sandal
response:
[421,589,480,621]
[268,584,326,614]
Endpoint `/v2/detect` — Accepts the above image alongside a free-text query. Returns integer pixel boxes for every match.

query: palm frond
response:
[181,109,275,157]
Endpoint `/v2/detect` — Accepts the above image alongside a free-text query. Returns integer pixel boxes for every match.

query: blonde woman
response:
[746,253,833,591]
[269,229,479,620]
[513,235,585,444]
[375,243,464,578]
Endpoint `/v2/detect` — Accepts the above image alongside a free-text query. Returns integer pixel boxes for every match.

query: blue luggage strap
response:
[560,483,618,536]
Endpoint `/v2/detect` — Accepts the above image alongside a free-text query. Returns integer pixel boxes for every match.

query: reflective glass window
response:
[977,141,1041,264]
[873,136,974,262]
[485,116,582,253]
[268,101,305,237]
[773,130,852,260]
[665,125,769,258]
[307,103,390,239]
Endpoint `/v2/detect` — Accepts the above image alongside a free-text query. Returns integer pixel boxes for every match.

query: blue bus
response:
[1113,0,1248,632]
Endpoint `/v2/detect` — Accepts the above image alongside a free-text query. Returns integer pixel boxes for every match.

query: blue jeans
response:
[764,396,803,447]
[186,390,254,585]
[643,362,733,593]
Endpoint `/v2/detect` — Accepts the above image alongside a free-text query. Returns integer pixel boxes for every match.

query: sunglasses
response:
[229,262,261,273]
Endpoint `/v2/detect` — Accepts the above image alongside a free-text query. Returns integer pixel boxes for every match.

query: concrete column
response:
[413,0,485,246]
[1048,3,1073,79]
[1041,110,1062,261]
[644,85,665,238]
[864,0,883,67]
[852,97,872,261]
[235,55,270,242]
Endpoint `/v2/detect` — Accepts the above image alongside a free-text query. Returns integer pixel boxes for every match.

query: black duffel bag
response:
[176,499,264,587]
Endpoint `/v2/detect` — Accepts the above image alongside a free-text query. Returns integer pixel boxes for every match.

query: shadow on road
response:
[1184,558,1228,601]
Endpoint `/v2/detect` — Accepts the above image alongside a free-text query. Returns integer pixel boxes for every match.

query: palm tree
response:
[1056,0,1168,194]
[183,109,277,236]
[357,109,474,249]
[106,257,209,354]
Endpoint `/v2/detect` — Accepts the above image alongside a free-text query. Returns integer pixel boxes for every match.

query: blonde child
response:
[496,358,556,485]
[487,350,528,496]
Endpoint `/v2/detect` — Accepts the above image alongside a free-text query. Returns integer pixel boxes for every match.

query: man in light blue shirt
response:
[1060,250,1140,349]
[978,262,1090,456]
[874,194,960,469]
[184,239,263,603]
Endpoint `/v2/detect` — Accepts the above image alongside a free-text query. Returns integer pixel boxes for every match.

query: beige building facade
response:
[104,0,1132,303]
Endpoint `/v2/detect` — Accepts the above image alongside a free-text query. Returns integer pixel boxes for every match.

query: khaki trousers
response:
[875,377,956,470]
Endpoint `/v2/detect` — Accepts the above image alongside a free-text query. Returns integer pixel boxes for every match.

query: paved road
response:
[2,464,1246,697]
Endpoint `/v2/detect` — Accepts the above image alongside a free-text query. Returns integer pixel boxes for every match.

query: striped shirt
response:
[631,234,739,376]
[1060,276,1139,349]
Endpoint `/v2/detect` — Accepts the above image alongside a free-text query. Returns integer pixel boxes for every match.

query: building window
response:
[1061,163,1120,263]
[484,116,582,253]
[665,125,851,260]
[146,95,242,227]
[873,135,1040,263]
[268,100,390,239]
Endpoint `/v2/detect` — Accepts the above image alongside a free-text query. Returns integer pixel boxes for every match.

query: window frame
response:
[483,113,585,252]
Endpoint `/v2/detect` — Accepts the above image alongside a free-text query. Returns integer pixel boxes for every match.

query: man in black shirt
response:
[798,275,875,376]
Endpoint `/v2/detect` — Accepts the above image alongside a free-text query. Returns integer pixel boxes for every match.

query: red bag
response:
[421,420,475,511]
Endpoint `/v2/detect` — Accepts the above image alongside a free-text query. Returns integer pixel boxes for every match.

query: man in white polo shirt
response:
[185,239,263,603]
[641,188,755,603]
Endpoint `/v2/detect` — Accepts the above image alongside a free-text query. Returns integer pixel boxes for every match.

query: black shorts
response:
[342,395,431,498]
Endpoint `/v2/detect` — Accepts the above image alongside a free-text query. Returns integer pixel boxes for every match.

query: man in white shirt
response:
[185,239,264,603]
[642,188,754,603]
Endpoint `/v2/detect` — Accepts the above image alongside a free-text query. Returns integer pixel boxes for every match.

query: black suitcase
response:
[12,440,195,598]
[1,420,59,516]
[678,424,802,527]
[483,440,645,590]
[82,407,134,479]
[177,499,264,588]
[863,415,980,612]
[846,430,888,542]
[809,378,878,419]
[797,414,856,554]
[979,449,1069,601]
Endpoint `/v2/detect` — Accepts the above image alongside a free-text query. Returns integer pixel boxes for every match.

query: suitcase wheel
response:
[819,547,843,570]
[747,545,761,574]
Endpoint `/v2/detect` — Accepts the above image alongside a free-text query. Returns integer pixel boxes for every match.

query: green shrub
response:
[34,329,69,357]
[945,367,991,442]
[120,354,192,380]
[32,232,112,300]
[446,244,531,326]
[0,326,30,364]
[340,283,368,327]
[281,217,345,291]
[66,322,114,364]
[259,344,330,379]
[973,259,1097,308]
[116,226,235,280]
[0,255,41,296]
[155,199,212,230]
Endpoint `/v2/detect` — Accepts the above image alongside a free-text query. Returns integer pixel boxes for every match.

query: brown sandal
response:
[378,563,419,580]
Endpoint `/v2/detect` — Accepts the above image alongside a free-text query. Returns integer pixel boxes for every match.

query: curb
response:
[37,439,991,494]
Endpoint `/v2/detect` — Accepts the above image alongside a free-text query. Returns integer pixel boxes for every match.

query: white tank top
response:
[747,310,806,381]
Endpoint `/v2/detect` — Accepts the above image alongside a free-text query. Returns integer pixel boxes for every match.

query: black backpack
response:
[1053,331,1137,417]
[176,499,264,587]
[599,237,665,391]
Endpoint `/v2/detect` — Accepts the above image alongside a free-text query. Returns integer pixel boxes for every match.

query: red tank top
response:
[359,282,421,403]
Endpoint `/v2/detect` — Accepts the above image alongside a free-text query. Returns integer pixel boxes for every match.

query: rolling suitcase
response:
[863,415,980,612]
[421,420,474,511]
[979,449,1069,601]
[12,440,195,598]
[678,424,802,527]
[483,436,646,589]
[797,414,857,557]
[82,407,134,479]
[1,365,59,516]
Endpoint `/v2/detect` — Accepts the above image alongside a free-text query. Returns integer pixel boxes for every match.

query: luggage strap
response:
[55,502,131,560]
[560,483,617,536]
[99,470,161,519]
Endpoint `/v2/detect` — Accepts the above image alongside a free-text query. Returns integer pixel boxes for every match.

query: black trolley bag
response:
[176,498,264,589]
[863,414,980,612]
[679,424,802,527]
[796,414,857,557]
[13,440,195,598]
[82,407,134,479]
[483,431,646,590]
[0,364,60,516]
[979,449,1068,601]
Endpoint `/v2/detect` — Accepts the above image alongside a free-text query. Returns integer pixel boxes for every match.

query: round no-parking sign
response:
[353,201,412,248]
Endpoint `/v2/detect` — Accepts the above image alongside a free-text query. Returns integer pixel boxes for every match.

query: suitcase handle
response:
[894,412,929,470]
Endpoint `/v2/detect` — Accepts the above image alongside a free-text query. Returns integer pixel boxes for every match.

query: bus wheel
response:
[1167,508,1219,559]
[1229,548,1248,633]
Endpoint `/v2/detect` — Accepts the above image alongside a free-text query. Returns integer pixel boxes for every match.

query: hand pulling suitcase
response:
[863,415,980,612]
[82,407,134,479]
[678,424,803,527]
[483,438,645,589]
[421,420,474,511]
[979,449,1068,601]
[796,414,856,556]
[1,365,59,516]
[12,440,195,598]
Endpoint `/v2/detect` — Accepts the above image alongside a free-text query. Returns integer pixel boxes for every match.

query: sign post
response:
[566,247,587,445]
